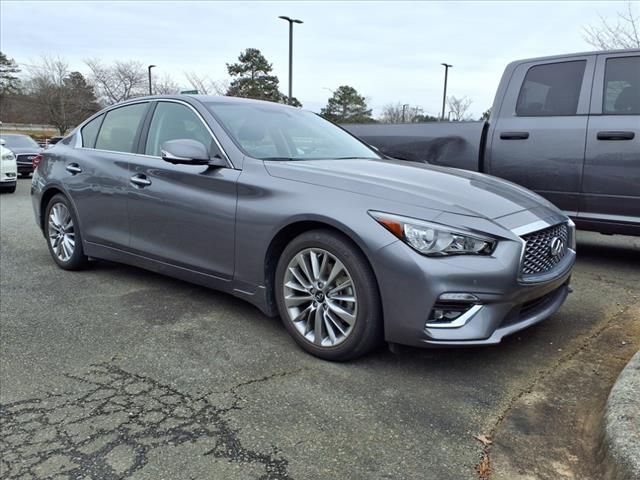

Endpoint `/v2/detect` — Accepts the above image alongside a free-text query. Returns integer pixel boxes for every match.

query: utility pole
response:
[441,63,452,121]
[402,103,409,122]
[148,65,156,96]
[278,16,303,105]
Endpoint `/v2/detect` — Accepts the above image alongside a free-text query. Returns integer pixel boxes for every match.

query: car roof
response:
[511,48,640,65]
[118,94,300,110]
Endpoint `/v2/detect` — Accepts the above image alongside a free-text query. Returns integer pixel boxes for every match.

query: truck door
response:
[486,56,596,216]
[582,52,640,233]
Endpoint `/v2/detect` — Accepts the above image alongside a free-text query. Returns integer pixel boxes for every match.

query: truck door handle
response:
[130,174,152,187]
[597,131,635,141]
[500,132,529,140]
[65,163,82,174]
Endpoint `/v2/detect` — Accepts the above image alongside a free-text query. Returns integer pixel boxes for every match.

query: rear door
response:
[582,52,640,229]
[64,101,150,249]
[126,100,239,279]
[487,56,596,215]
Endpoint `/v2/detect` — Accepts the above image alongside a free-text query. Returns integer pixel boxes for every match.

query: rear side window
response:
[95,103,148,153]
[81,115,103,148]
[145,102,213,157]
[603,56,640,115]
[516,61,586,116]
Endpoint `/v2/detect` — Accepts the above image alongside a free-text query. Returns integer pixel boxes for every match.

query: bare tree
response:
[26,56,99,133]
[584,2,640,49]
[379,102,421,123]
[184,71,228,95]
[153,74,180,95]
[447,95,473,121]
[85,59,147,105]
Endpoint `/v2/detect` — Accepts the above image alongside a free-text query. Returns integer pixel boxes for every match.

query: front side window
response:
[516,61,586,116]
[145,102,213,156]
[95,103,148,153]
[603,56,640,115]
[206,102,380,161]
[81,114,103,148]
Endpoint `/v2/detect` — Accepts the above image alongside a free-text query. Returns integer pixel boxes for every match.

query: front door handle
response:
[130,174,152,187]
[500,131,530,140]
[597,131,635,141]
[65,163,82,174]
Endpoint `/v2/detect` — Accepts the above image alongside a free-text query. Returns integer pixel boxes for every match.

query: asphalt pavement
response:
[1,180,639,480]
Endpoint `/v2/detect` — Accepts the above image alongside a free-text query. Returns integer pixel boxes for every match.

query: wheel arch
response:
[39,186,80,233]
[263,218,381,317]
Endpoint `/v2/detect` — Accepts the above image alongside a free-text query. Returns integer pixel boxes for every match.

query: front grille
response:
[521,223,569,276]
[16,154,35,164]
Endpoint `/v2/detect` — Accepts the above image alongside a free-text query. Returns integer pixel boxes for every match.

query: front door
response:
[487,56,595,215]
[126,100,239,279]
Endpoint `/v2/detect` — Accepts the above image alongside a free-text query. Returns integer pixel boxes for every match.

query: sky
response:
[0,0,631,117]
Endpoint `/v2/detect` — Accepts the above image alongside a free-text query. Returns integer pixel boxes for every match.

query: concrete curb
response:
[601,350,640,480]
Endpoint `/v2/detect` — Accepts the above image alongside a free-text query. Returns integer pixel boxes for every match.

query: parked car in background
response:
[0,133,43,178]
[0,141,18,193]
[345,49,640,236]
[46,136,64,148]
[31,95,575,360]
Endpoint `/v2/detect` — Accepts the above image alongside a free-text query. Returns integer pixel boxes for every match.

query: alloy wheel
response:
[48,203,75,262]
[283,248,357,347]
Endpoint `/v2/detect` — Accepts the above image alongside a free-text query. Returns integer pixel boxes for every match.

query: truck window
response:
[516,61,586,116]
[603,56,640,115]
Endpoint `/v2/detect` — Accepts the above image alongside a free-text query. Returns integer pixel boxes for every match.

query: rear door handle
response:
[65,163,82,174]
[500,132,530,140]
[597,131,635,141]
[130,174,152,187]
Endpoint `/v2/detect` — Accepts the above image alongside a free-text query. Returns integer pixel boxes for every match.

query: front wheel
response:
[44,194,89,270]
[275,230,382,361]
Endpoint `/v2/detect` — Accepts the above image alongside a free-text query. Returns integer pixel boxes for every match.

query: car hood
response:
[6,147,41,155]
[264,158,560,220]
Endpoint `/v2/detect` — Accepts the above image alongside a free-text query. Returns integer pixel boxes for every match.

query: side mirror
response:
[161,139,225,167]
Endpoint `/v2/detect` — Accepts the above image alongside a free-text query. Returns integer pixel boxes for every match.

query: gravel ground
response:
[1,180,639,480]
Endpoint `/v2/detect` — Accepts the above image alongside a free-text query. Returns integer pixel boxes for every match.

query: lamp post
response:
[148,65,156,96]
[402,103,409,122]
[440,63,452,121]
[278,15,303,105]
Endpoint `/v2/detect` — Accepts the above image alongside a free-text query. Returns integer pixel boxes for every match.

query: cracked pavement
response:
[2,182,639,479]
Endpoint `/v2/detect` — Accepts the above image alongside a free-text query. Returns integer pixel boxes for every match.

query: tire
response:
[275,229,382,361]
[44,194,89,270]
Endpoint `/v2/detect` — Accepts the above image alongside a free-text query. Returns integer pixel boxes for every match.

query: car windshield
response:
[1,135,40,149]
[205,102,380,161]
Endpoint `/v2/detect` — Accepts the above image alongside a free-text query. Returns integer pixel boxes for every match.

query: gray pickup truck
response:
[345,49,639,236]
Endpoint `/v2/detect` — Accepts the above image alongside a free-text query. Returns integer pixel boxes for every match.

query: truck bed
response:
[343,122,486,172]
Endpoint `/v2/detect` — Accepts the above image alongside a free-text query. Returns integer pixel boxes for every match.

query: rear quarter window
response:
[81,114,103,148]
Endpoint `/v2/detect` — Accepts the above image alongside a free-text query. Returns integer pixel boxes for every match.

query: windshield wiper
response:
[333,156,379,160]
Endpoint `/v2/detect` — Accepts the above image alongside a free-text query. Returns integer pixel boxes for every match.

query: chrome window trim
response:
[75,98,234,169]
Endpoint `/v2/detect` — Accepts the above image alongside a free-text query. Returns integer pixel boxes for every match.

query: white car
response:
[0,141,18,193]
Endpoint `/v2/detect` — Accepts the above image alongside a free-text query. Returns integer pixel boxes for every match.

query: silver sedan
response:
[31,96,575,360]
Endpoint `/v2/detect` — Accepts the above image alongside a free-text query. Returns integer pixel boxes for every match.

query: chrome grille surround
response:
[520,222,569,277]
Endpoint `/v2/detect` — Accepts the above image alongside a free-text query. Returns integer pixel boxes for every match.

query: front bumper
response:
[371,233,575,348]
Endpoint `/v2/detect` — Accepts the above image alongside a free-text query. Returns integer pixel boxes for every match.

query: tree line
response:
[0,48,479,133]
[1,2,635,134]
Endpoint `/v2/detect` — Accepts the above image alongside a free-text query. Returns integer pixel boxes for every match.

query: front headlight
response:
[369,211,496,256]
[2,153,15,161]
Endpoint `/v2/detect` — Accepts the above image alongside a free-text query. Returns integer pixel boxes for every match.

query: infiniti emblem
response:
[549,236,564,257]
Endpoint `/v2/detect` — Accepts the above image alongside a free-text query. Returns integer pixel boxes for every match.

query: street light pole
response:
[441,63,452,121]
[278,16,303,105]
[148,65,156,96]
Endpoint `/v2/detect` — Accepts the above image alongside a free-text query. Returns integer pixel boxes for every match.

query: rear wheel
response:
[275,230,382,361]
[44,194,89,270]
